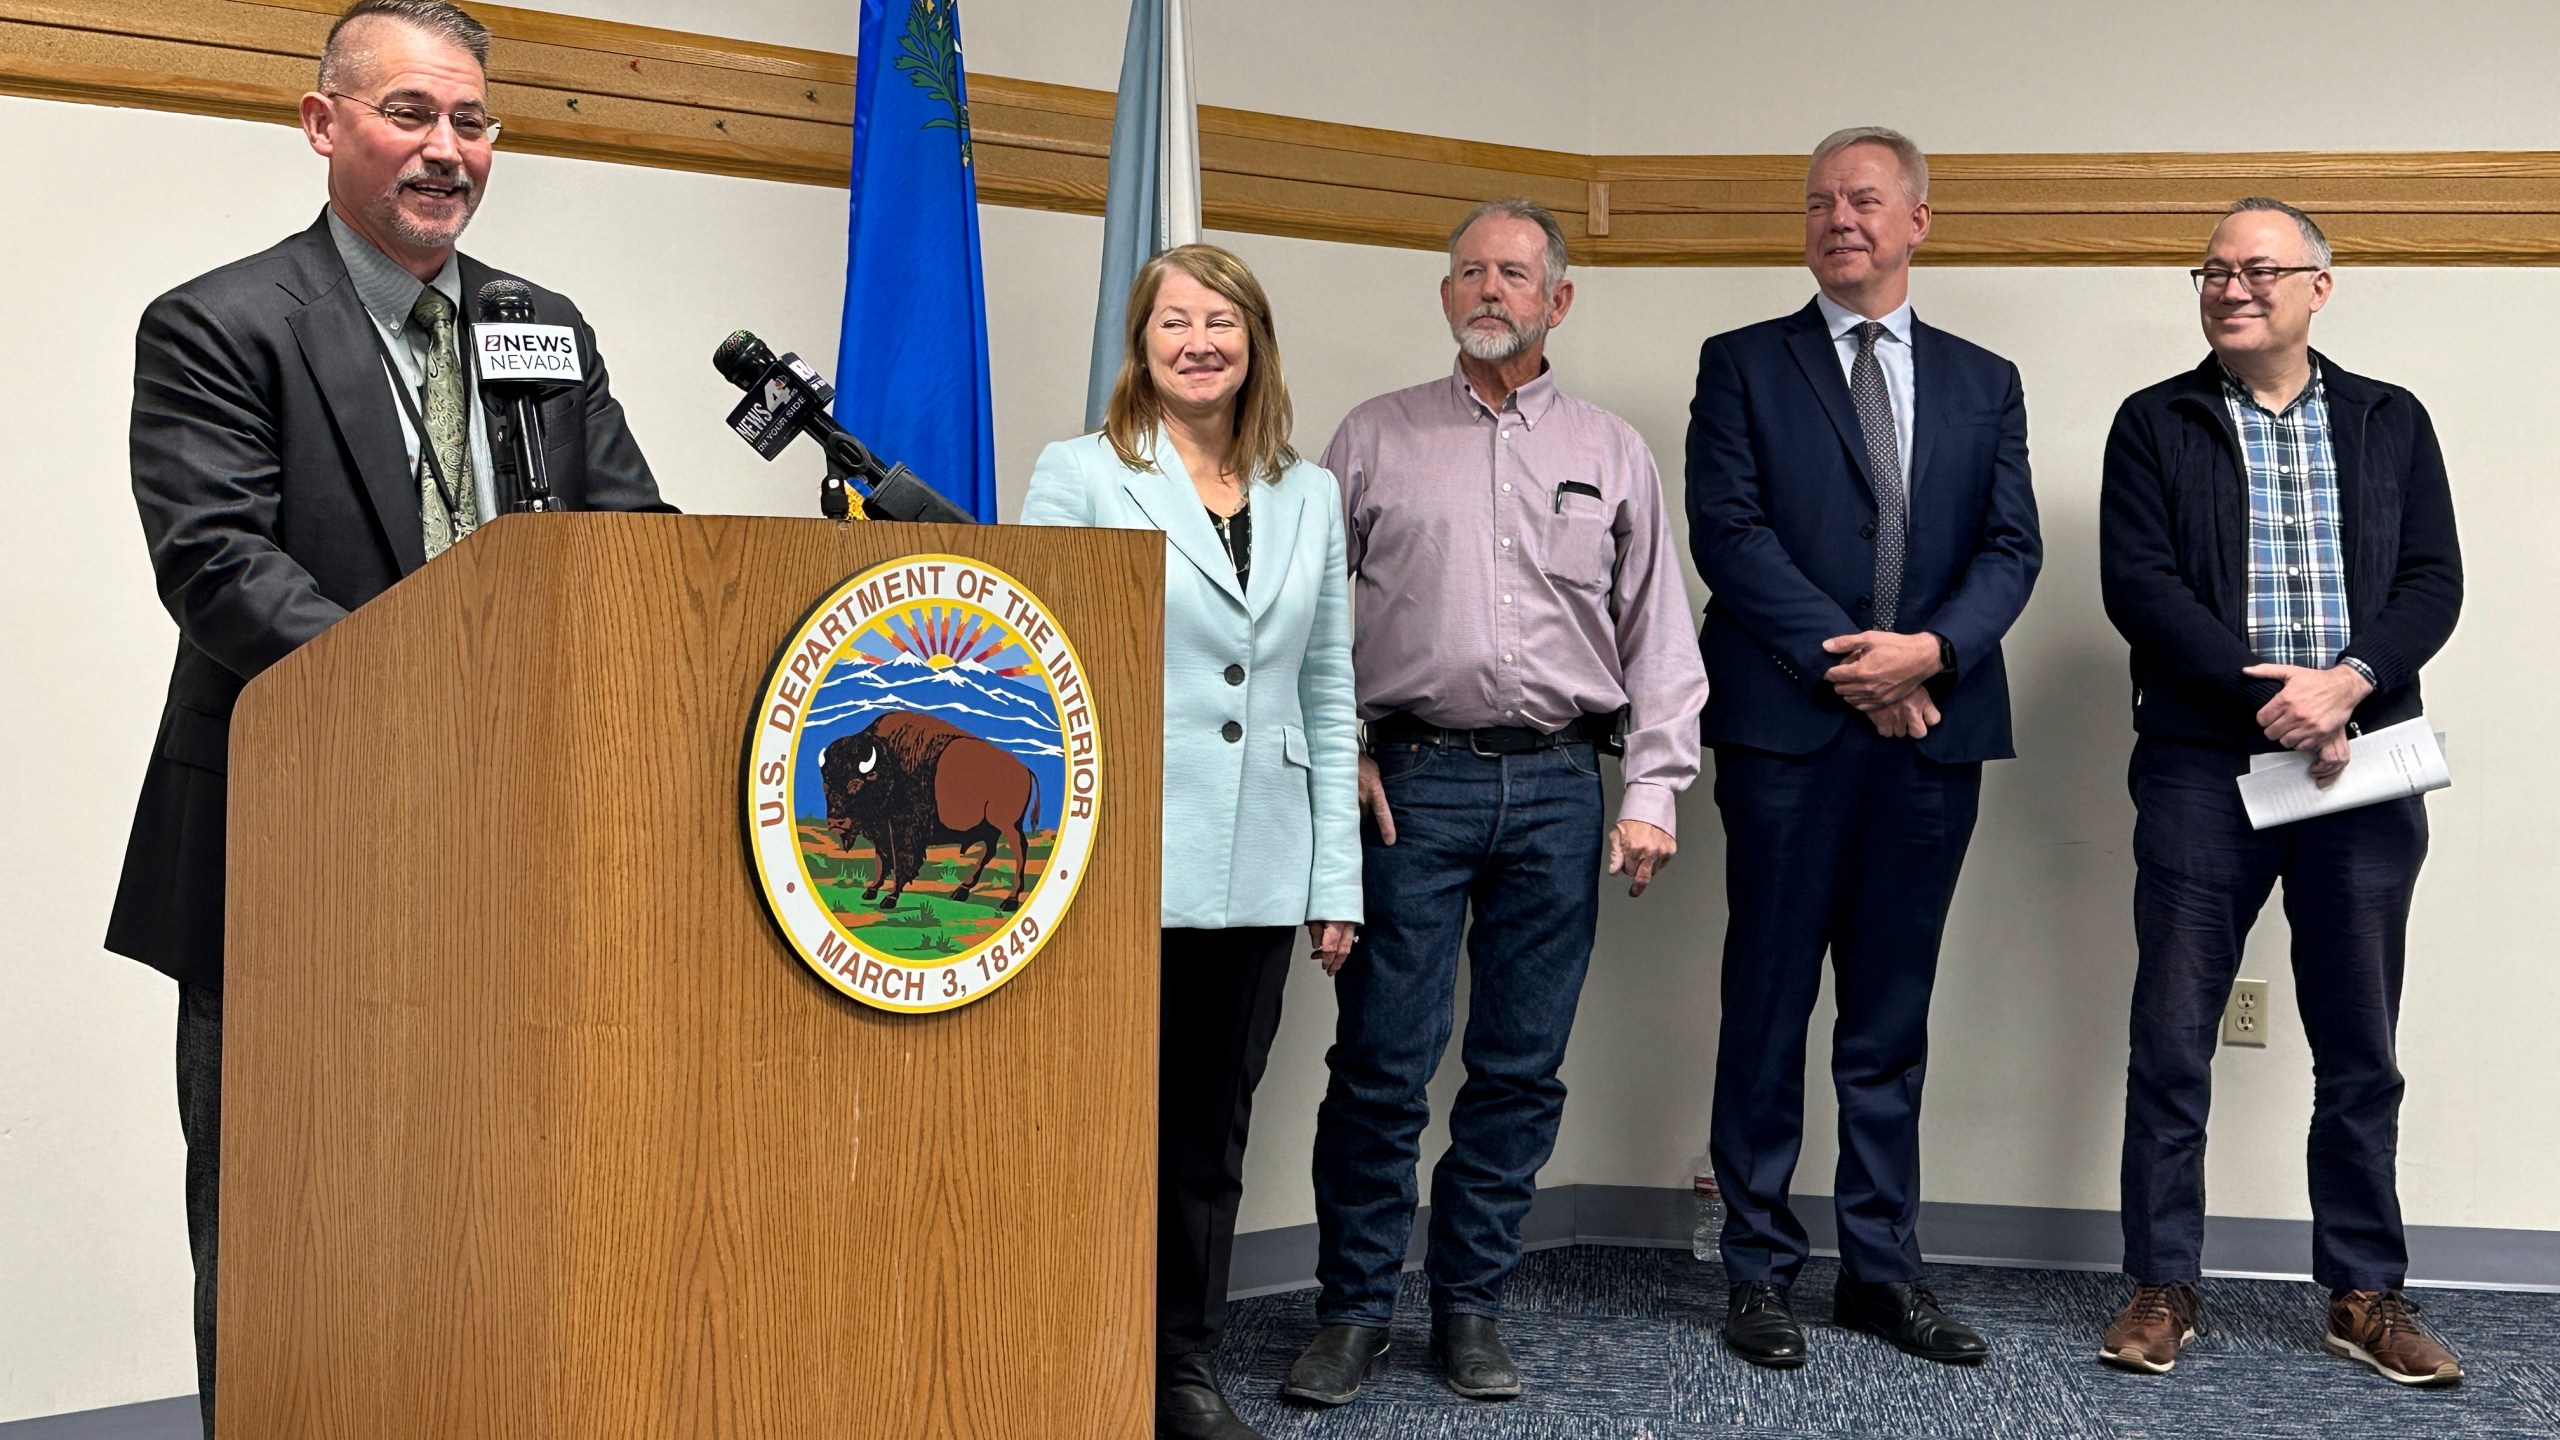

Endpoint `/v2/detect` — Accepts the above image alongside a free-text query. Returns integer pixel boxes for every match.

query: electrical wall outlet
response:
[2222,978,2270,1048]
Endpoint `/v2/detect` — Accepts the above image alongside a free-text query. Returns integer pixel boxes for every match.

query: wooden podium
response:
[218,514,1163,1438]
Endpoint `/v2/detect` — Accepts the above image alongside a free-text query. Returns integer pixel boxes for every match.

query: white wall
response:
[1590,0,2560,153]
[5,0,2558,1422]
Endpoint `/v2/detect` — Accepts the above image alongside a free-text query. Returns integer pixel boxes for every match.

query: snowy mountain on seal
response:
[792,650,1066,823]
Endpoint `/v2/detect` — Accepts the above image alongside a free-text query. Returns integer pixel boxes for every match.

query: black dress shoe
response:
[1431,1313,1522,1400]
[1281,1324,1389,1406]
[1157,1352,1267,1440]
[1833,1279,1990,1365]
[1723,1280,1808,1369]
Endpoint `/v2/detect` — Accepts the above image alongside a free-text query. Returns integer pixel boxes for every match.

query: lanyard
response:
[366,316,474,546]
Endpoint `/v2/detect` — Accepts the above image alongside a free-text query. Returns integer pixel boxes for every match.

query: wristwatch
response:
[1933,632,1957,676]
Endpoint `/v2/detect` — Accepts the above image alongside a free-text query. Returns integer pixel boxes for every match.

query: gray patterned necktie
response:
[409,286,476,559]
[1849,320,1905,631]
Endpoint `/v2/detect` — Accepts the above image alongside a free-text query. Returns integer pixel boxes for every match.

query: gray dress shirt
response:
[327,210,500,521]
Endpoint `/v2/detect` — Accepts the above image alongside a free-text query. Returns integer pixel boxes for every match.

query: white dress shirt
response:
[1815,291,1915,490]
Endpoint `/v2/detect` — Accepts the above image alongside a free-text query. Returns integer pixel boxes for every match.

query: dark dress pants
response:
[1309,742,1604,1326]
[1708,724,1982,1287]
[178,981,222,1438]
[2120,738,2426,1294]
[1158,925,1294,1358]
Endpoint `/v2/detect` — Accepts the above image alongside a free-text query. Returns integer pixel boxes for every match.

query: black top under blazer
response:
[1684,300,2042,764]
[2098,352,2462,754]
[107,212,673,988]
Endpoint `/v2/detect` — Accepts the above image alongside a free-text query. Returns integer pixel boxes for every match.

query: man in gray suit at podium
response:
[103,2,667,1429]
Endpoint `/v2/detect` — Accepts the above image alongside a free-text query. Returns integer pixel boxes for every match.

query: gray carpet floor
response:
[1215,1246,2560,1439]
[11,1246,2555,1437]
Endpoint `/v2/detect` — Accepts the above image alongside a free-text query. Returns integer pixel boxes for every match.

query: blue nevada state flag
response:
[838,0,997,521]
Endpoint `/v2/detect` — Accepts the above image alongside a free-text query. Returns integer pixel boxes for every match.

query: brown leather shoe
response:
[2100,1282,2202,1373]
[2324,1288,2464,1387]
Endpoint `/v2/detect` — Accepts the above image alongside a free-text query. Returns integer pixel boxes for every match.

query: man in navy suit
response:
[1684,127,2040,1370]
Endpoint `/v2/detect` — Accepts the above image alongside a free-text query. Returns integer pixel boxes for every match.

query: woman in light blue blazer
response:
[1021,243,1358,1440]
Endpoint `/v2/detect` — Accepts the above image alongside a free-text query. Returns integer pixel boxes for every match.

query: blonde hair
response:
[1810,125,1929,203]
[1102,244,1298,483]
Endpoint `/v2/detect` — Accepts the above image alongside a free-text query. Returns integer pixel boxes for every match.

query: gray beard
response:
[1453,310,1545,362]
[383,173,480,250]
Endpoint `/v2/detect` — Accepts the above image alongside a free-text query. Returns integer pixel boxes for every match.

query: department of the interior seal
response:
[746,554,1101,1013]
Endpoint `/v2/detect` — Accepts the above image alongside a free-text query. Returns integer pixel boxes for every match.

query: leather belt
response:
[1367,709,1621,758]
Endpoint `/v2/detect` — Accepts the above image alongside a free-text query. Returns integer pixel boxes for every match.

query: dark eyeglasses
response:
[327,91,501,143]
[2191,264,2322,296]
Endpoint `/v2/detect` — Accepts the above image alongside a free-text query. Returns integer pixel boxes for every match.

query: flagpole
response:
[1159,0,1200,249]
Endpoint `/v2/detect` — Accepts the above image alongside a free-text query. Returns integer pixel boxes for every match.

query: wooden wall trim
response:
[7,0,2559,265]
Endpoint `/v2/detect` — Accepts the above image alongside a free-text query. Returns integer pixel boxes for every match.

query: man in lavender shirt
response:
[1283,198,1708,1409]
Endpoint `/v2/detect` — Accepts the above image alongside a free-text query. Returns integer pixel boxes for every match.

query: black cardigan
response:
[2098,353,2462,753]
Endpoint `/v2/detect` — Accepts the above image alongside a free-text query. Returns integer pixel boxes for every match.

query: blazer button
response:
[1854,595,1871,610]
[1224,664,1245,686]
[1860,523,1877,540]
[1220,720,1242,743]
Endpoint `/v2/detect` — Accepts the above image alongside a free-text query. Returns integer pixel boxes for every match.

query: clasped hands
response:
[1822,630,1945,738]
[2242,662,2375,789]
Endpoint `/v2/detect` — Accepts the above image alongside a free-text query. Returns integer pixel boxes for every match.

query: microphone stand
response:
[820,455,864,522]
[818,430,874,523]
[490,405,558,514]
[812,431,974,526]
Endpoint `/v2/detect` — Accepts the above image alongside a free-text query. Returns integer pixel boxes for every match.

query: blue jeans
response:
[1309,740,1603,1326]
[2121,739,2426,1294]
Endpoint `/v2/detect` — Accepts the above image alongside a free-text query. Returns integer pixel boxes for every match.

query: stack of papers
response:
[2236,716,2450,830]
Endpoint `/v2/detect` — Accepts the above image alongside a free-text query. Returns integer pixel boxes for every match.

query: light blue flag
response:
[1085,0,1200,432]
[839,0,997,521]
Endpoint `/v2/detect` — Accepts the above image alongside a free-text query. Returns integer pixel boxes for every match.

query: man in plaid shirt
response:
[2097,199,2463,1385]
[2230,360,2360,683]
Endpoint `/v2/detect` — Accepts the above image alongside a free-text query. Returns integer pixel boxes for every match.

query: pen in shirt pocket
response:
[1553,480,1603,513]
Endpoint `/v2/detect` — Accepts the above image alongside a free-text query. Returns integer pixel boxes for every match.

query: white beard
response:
[1451,306,1546,362]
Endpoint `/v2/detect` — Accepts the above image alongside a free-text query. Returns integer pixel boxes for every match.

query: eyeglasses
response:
[2190,264,2322,296]
[327,91,501,143]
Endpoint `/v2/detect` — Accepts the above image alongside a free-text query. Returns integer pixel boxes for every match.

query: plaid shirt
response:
[2224,365,2359,673]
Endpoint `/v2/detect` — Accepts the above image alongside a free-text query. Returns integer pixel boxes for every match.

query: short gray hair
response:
[1448,198,1570,294]
[2223,196,2333,269]
[1809,126,1929,204]
[318,0,491,91]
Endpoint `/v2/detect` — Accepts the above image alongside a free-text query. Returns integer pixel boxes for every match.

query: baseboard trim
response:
[1230,1184,2560,1297]
[0,1396,197,1438]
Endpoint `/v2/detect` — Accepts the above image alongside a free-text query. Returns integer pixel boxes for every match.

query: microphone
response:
[473,279,579,511]
[710,330,976,525]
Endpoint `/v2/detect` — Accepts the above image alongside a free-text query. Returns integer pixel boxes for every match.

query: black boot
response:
[1431,1313,1523,1399]
[1157,1352,1266,1440]
[1280,1324,1390,1406]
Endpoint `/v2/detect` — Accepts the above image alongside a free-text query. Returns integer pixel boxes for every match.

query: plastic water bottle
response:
[1691,1156,1724,1262]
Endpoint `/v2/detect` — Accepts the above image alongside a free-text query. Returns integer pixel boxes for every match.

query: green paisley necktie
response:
[409,286,477,558]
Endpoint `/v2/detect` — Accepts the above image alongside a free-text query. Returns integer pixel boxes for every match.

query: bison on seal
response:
[819,710,1041,911]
